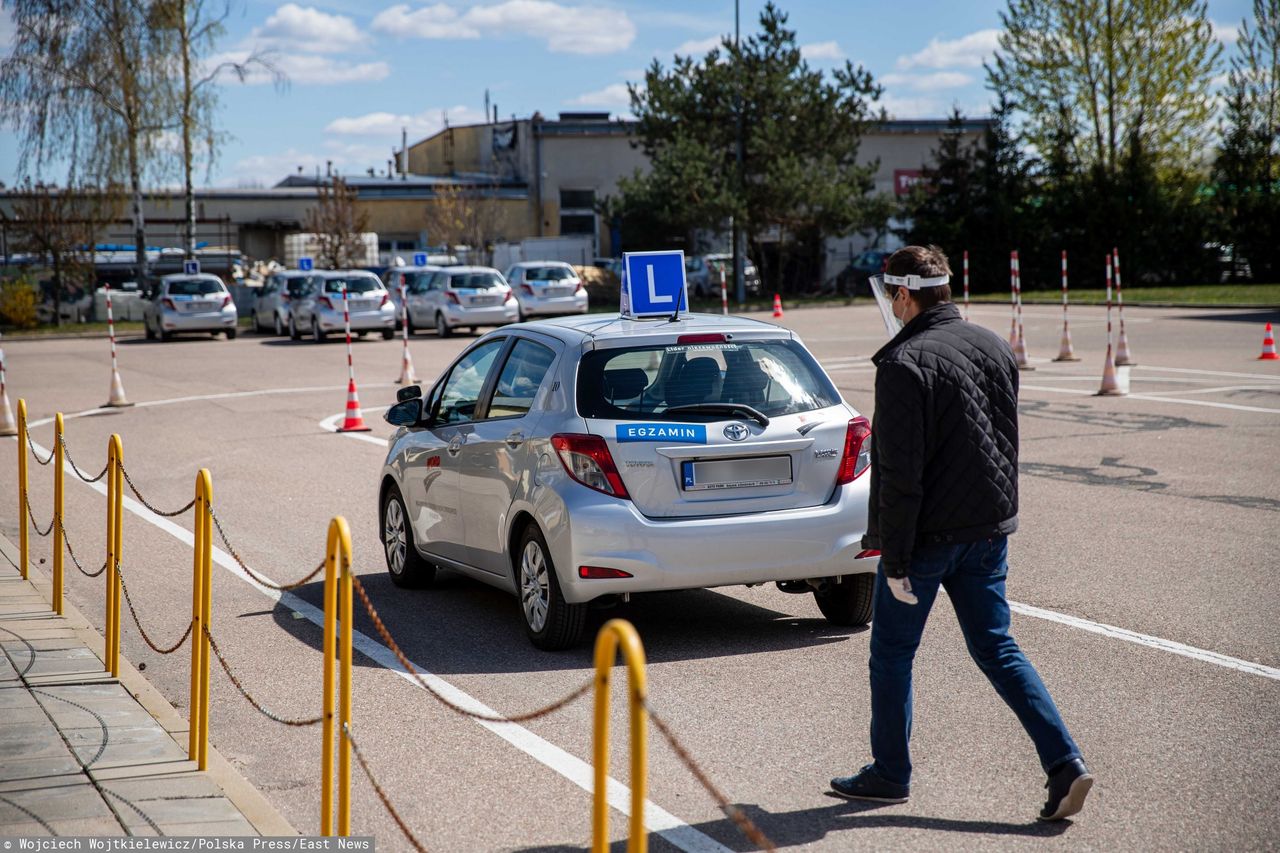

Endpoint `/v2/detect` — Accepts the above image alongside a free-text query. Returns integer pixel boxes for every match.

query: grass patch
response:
[972,283,1280,307]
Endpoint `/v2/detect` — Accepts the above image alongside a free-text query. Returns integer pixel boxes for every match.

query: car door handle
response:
[505,431,525,448]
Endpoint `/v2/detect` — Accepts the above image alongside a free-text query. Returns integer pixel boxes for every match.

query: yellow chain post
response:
[321,516,353,837]
[106,434,123,677]
[197,470,213,770]
[188,469,206,763]
[17,399,28,580]
[52,413,64,615]
[592,618,649,853]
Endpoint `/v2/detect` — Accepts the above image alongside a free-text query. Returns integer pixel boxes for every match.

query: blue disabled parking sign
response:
[298,256,314,272]
[622,250,688,318]
[413,252,428,266]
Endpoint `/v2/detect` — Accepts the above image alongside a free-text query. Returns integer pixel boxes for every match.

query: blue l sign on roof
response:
[413,252,428,266]
[183,260,200,275]
[298,257,314,272]
[622,250,687,318]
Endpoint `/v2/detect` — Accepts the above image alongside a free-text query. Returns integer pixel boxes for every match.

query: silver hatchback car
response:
[144,274,238,341]
[378,313,875,649]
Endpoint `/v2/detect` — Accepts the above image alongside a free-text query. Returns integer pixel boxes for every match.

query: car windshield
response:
[577,339,839,420]
[167,279,223,296]
[449,272,504,290]
[323,277,380,295]
[525,266,575,282]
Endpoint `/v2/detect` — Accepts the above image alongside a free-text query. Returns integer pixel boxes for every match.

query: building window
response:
[559,189,595,210]
[560,214,596,235]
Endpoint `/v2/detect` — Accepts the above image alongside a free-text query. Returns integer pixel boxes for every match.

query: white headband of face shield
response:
[880,272,951,290]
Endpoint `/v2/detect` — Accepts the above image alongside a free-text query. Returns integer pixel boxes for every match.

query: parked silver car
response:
[253,270,319,335]
[289,271,396,342]
[504,261,589,320]
[686,253,762,298]
[378,313,875,649]
[382,265,441,334]
[144,274,238,341]
[394,265,518,337]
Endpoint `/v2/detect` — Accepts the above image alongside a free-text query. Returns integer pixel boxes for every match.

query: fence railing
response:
[11,397,776,851]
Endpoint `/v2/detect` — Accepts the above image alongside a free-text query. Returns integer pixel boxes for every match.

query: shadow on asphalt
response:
[1175,309,1279,324]
[267,569,863,675]
[119,335,227,345]
[515,798,1071,852]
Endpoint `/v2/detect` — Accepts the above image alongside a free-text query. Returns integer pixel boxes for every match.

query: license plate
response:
[184,301,214,312]
[471,295,499,306]
[547,287,573,297]
[681,455,793,491]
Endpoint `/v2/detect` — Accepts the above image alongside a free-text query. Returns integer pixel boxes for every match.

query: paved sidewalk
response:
[0,532,295,837]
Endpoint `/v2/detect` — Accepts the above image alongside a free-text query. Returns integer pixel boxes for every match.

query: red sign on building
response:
[894,169,925,196]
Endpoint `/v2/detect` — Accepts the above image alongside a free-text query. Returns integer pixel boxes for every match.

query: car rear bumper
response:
[161,310,237,332]
[443,303,519,326]
[318,308,396,331]
[542,476,874,604]
[518,294,589,316]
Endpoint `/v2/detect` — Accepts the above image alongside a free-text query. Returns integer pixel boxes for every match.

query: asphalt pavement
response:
[1,299,1277,851]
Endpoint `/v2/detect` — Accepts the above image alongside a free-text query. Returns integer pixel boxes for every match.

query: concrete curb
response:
[0,531,297,837]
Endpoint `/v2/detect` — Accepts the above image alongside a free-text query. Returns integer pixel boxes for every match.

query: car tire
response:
[145,322,155,341]
[381,328,395,340]
[468,326,477,335]
[814,573,874,626]
[516,524,586,651]
[435,312,452,338]
[274,314,284,336]
[289,317,300,341]
[226,328,237,340]
[159,327,172,342]
[312,319,326,343]
[382,488,437,589]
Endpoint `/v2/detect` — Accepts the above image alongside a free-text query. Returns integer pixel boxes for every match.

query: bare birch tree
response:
[304,178,369,269]
[421,183,506,266]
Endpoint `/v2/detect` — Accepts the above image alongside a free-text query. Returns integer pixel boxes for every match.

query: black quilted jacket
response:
[861,302,1019,578]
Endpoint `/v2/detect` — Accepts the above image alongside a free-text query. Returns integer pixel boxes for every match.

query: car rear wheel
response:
[289,316,300,340]
[312,318,326,343]
[382,488,436,588]
[226,328,237,340]
[274,313,284,336]
[814,573,874,626]
[145,322,155,341]
[381,328,394,340]
[435,312,452,338]
[516,525,585,650]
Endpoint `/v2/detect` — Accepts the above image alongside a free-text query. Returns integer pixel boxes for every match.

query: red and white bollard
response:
[1098,253,1124,395]
[1012,251,1032,370]
[0,342,16,436]
[719,267,729,316]
[1113,247,1135,365]
[104,284,132,407]
[1055,249,1079,361]
[1008,251,1019,347]
[962,250,970,321]
[338,283,371,432]
[396,280,418,385]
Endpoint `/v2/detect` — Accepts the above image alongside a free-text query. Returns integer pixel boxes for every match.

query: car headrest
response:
[667,357,720,407]
[603,368,650,402]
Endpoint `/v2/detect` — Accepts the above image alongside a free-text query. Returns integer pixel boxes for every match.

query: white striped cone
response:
[0,385,15,436]
[1096,343,1125,396]
[1115,324,1134,365]
[1259,322,1278,360]
[397,348,418,385]
[1013,326,1034,370]
[339,378,371,432]
[105,364,132,407]
[1055,322,1080,361]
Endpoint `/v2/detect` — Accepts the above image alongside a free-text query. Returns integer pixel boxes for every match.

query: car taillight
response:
[677,333,727,344]
[550,434,630,499]
[281,294,290,302]
[575,281,586,294]
[836,417,872,485]
[220,295,232,309]
[520,284,534,295]
[504,290,516,304]
[380,292,389,307]
[162,298,176,310]
[579,566,633,579]
[445,291,460,305]
[318,296,334,310]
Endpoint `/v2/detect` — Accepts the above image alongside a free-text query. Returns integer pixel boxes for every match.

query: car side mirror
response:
[385,399,422,428]
[396,384,422,403]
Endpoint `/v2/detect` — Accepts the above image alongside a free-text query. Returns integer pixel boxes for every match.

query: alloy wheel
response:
[384,499,407,577]
[520,539,550,632]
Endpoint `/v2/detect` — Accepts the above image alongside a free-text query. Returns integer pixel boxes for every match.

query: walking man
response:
[830,245,1092,820]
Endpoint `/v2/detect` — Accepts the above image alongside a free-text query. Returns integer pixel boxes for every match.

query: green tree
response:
[621,2,888,292]
[1214,0,1280,281]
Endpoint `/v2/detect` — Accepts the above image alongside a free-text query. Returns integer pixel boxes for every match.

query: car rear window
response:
[525,266,574,282]
[285,276,318,297]
[577,339,840,420]
[167,279,224,296]
[448,272,504,290]
[324,277,380,295]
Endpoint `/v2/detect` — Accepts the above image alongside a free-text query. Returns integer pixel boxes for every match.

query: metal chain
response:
[207,505,326,591]
[202,625,324,727]
[25,493,55,537]
[59,518,107,578]
[351,575,593,723]
[115,563,192,655]
[644,702,777,852]
[26,432,54,466]
[120,466,195,517]
[344,723,429,853]
[60,435,109,483]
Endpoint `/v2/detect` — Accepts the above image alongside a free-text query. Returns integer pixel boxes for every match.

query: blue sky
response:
[0,0,1255,187]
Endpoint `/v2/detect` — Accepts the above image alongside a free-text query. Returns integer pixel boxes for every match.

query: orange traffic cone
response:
[772,294,784,319]
[339,378,371,432]
[1259,322,1278,360]
[1096,344,1125,396]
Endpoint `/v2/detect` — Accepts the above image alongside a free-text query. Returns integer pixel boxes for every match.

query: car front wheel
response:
[274,313,284,336]
[312,319,326,343]
[383,488,436,588]
[289,317,300,341]
[435,312,452,338]
[516,525,585,650]
[813,573,874,626]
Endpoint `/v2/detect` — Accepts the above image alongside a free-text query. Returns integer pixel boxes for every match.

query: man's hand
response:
[886,575,918,605]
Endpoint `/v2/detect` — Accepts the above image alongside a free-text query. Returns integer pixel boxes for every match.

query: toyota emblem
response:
[723,423,750,442]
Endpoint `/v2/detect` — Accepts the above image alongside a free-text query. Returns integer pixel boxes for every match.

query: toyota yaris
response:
[378,313,876,649]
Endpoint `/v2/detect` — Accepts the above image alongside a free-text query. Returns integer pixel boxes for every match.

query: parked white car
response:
[504,261,589,320]
[144,274,237,341]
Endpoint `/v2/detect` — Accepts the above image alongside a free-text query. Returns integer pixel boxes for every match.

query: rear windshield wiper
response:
[665,403,770,428]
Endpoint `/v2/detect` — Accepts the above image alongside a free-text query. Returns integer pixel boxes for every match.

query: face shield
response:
[868,271,951,338]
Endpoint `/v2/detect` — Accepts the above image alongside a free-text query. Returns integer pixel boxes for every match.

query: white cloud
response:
[324,105,488,137]
[897,29,1001,70]
[256,4,369,53]
[227,148,329,186]
[1209,19,1239,44]
[881,71,973,90]
[371,1,636,55]
[211,50,389,84]
[567,83,633,108]
[673,35,724,57]
[801,41,844,61]
[879,94,947,119]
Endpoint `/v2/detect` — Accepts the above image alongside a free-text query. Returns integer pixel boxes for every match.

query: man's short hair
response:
[885,245,952,308]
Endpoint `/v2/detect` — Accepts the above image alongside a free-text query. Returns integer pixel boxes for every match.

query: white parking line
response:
[318,410,390,447]
[1019,383,1280,413]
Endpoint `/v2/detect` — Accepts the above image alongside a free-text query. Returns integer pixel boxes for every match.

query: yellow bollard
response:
[592,619,648,853]
[320,516,353,837]
[191,469,213,770]
[105,435,123,677]
[52,414,64,615]
[17,399,28,580]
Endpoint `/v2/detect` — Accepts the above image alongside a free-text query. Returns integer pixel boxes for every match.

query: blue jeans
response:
[868,536,1081,785]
